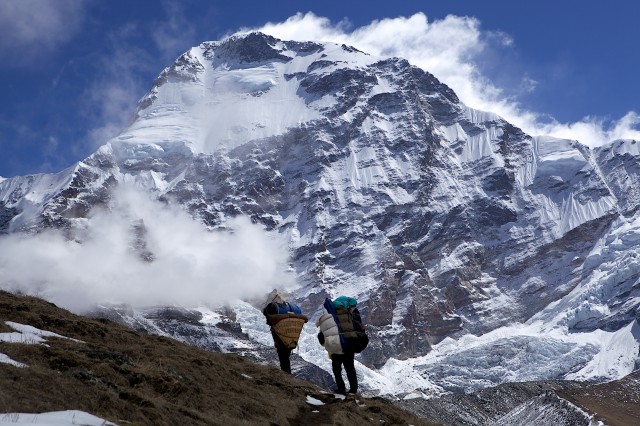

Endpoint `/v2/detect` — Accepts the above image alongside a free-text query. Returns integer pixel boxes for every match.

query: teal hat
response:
[333,296,357,308]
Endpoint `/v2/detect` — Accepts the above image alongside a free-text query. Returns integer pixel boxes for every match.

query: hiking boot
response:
[347,388,357,395]
[332,387,347,395]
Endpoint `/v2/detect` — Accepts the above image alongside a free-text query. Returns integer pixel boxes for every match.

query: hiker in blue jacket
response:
[262,289,307,374]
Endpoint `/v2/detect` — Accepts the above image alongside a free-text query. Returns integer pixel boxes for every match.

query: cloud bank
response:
[252,12,639,146]
[0,186,293,312]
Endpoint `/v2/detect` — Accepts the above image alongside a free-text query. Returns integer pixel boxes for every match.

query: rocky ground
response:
[560,370,640,426]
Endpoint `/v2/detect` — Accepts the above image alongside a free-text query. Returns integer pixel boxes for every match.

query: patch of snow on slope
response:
[0,352,26,368]
[0,410,117,426]
[194,306,223,326]
[0,321,85,369]
[0,321,83,345]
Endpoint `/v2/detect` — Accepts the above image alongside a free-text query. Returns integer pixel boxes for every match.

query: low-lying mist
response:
[0,186,294,312]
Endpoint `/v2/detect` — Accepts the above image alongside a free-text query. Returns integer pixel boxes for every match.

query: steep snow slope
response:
[0,32,638,394]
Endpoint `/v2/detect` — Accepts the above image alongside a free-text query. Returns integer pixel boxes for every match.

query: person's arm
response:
[263,303,275,322]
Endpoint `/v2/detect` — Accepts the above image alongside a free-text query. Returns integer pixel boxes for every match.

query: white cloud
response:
[253,12,639,146]
[0,0,86,66]
[151,0,198,63]
[0,186,293,312]
[80,23,157,152]
[534,111,640,146]
[520,76,539,94]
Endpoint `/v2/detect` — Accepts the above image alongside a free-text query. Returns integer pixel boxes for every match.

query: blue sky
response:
[0,0,638,178]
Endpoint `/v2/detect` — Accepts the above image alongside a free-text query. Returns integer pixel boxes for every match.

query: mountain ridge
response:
[0,31,638,394]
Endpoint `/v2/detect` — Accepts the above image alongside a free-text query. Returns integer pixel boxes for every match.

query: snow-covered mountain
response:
[1,32,638,395]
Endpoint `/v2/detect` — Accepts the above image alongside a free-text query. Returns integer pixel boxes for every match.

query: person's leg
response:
[343,352,358,393]
[331,354,346,393]
[277,346,292,374]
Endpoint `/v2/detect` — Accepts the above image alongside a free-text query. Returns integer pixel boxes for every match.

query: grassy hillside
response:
[2,289,638,425]
[0,290,435,425]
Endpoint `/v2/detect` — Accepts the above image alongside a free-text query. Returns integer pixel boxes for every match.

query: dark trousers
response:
[331,352,357,393]
[277,346,292,374]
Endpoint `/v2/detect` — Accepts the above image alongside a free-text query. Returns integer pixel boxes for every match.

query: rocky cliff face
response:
[1,33,638,376]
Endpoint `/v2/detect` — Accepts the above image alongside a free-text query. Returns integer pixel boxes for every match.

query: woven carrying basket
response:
[273,317,306,349]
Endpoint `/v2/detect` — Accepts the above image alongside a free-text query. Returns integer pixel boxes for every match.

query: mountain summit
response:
[0,32,639,394]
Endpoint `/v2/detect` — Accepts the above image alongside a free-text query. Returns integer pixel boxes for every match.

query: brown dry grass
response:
[559,370,640,426]
[0,291,437,425]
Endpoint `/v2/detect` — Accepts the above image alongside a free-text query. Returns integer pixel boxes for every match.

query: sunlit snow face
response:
[128,40,379,155]
[197,62,312,152]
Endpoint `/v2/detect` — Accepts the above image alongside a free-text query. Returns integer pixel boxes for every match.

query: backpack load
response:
[333,296,357,309]
[264,301,308,349]
[324,297,369,353]
[272,315,307,349]
[273,302,302,315]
